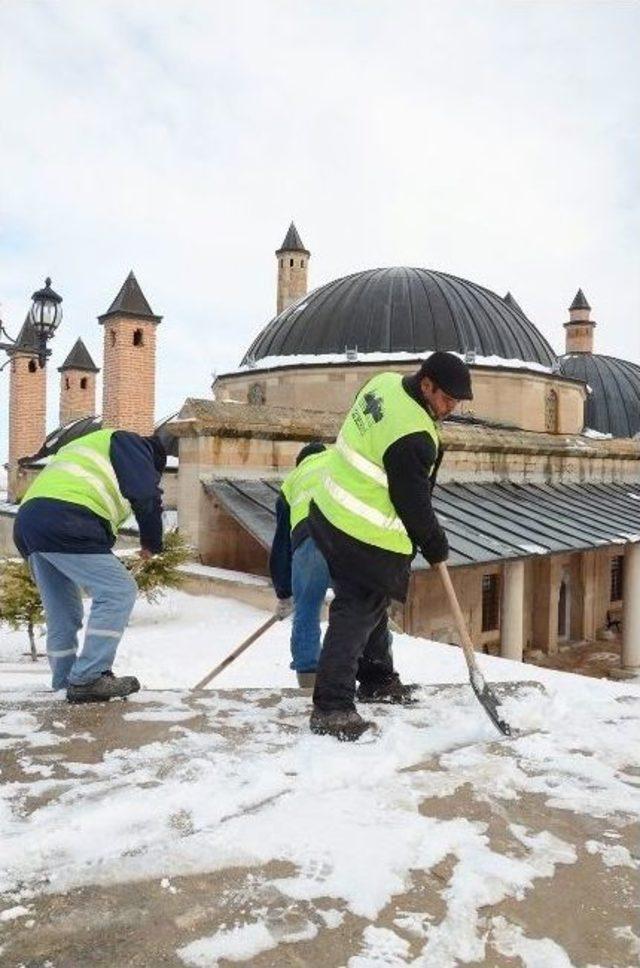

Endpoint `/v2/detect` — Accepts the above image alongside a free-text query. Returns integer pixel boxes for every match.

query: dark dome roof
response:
[558,354,640,438]
[243,267,556,368]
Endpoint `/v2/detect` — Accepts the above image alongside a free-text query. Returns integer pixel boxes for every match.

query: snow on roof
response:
[223,349,558,378]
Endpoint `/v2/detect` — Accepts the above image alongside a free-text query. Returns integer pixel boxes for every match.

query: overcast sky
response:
[1,0,638,461]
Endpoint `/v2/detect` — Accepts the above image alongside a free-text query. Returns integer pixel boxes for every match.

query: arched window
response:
[133,329,144,347]
[289,258,294,267]
[301,259,305,268]
[80,377,88,390]
[110,330,117,347]
[28,360,37,373]
[65,377,70,390]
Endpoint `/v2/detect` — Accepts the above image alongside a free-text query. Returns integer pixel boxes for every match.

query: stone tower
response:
[7,316,47,501]
[58,338,99,426]
[99,271,162,435]
[564,289,596,354]
[276,222,309,315]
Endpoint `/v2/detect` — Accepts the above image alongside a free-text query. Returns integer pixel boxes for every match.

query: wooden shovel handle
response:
[436,562,479,674]
[192,615,278,690]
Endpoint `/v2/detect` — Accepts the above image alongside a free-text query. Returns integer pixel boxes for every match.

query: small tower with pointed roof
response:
[564,289,596,354]
[276,222,310,315]
[98,271,162,435]
[58,338,99,426]
[7,316,47,500]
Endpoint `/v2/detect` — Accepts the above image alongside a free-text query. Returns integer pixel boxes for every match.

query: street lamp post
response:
[0,277,63,369]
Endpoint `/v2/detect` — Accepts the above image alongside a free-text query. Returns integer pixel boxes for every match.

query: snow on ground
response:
[1,589,639,966]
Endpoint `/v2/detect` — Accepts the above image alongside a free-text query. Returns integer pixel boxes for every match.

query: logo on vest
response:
[363,391,384,423]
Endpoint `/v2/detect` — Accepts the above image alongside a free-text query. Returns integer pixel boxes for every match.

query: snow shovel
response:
[437,562,513,736]
[192,615,278,690]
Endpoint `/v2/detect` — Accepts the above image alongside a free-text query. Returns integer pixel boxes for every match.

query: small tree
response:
[0,558,45,660]
[125,529,191,604]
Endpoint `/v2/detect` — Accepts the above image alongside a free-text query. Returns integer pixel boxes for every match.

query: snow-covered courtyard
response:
[1,589,639,967]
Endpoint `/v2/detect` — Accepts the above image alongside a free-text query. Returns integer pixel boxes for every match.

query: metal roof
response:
[559,353,640,438]
[99,271,161,322]
[242,266,557,368]
[276,222,308,254]
[204,478,640,567]
[58,337,99,373]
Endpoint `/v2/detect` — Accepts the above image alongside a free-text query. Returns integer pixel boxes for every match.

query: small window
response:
[65,377,70,390]
[110,330,117,347]
[280,259,283,268]
[481,574,500,632]
[133,328,144,347]
[80,377,88,390]
[301,259,305,268]
[28,359,37,373]
[611,555,624,602]
[289,258,294,267]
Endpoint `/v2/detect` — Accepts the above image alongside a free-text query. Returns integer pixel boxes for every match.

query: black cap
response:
[419,352,473,400]
[296,442,326,466]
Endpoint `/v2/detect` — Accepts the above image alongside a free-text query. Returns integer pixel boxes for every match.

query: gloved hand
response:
[275,597,294,620]
[422,526,449,567]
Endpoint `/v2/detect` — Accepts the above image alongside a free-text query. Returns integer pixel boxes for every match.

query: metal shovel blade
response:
[470,670,513,736]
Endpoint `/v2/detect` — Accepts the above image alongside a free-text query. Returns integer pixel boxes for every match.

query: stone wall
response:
[406,547,626,653]
[276,251,308,315]
[214,362,586,435]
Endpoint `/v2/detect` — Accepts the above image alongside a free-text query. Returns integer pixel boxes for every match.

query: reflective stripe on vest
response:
[324,476,406,533]
[281,449,331,532]
[335,432,388,486]
[21,429,132,535]
[314,372,440,554]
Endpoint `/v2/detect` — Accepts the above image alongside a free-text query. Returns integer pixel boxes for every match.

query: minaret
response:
[58,338,99,425]
[98,271,162,434]
[564,289,595,354]
[276,222,309,315]
[7,316,47,501]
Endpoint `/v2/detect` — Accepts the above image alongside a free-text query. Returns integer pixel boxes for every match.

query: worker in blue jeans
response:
[13,428,165,703]
[269,443,331,688]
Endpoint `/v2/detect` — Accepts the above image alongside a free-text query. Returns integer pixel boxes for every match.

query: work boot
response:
[309,706,374,742]
[296,671,316,689]
[67,670,141,704]
[357,674,421,705]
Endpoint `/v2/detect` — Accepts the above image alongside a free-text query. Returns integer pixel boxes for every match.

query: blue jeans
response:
[291,537,331,672]
[28,552,138,690]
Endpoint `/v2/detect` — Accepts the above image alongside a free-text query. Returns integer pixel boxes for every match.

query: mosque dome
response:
[242,266,556,369]
[558,353,640,438]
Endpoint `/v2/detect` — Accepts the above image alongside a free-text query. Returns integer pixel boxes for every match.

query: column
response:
[500,559,525,662]
[616,544,640,676]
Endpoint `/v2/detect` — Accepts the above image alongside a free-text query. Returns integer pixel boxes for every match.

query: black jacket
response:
[309,374,448,602]
[14,431,164,558]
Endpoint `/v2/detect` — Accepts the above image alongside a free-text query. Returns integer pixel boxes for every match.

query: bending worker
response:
[270,442,331,688]
[14,428,166,703]
[308,352,473,741]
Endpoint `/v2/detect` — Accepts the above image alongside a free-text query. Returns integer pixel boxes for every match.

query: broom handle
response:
[436,562,480,674]
[192,615,278,690]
